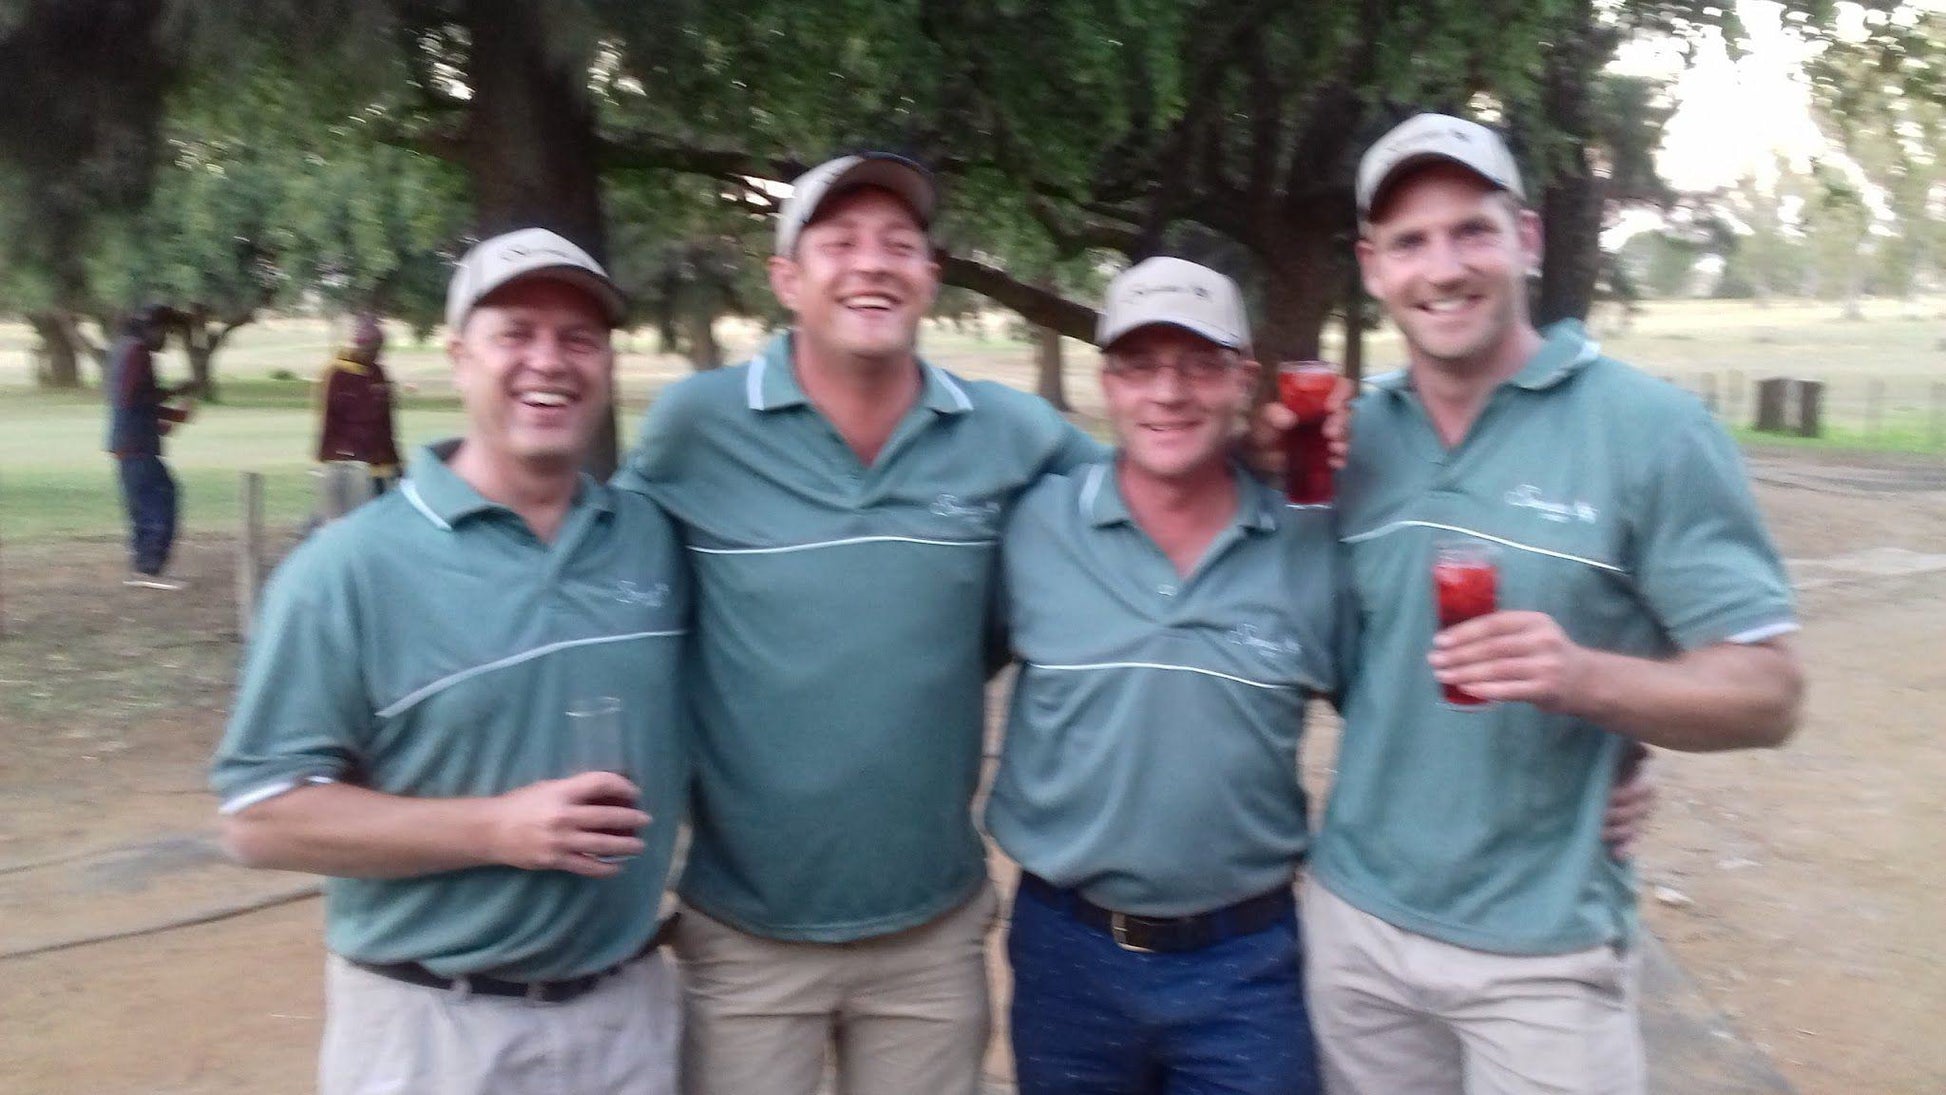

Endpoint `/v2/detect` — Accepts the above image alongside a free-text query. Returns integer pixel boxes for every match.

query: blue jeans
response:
[1008,880,1319,1095]
[116,454,178,576]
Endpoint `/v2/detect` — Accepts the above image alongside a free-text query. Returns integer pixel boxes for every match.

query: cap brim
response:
[815,156,936,227]
[1363,151,1509,217]
[480,265,628,328]
[1097,317,1244,352]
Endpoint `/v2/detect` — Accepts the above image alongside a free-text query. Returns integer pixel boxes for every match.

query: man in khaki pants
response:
[1305,112,1804,1094]
[617,153,1105,1095]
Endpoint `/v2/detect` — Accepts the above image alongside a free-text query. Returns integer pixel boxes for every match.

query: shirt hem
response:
[677,873,986,944]
[1309,863,1625,957]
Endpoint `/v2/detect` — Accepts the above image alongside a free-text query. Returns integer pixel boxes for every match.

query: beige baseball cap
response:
[1095,257,1250,351]
[1356,113,1524,218]
[774,152,936,256]
[445,228,627,332]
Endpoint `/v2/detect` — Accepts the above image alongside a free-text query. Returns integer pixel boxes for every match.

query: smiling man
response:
[988,258,1340,1095]
[212,229,690,1095]
[1305,114,1804,1094]
[617,153,1104,1095]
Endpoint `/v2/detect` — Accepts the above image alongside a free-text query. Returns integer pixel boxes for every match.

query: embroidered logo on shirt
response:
[1504,484,1598,524]
[931,493,1002,521]
[614,580,670,607]
[1225,624,1303,659]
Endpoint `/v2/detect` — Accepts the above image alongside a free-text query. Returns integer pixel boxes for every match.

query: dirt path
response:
[2,452,1943,1093]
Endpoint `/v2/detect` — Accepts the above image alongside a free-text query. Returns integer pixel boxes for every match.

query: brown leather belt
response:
[349,914,679,1004]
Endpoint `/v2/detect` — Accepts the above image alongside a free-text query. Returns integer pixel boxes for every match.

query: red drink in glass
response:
[1432,539,1499,706]
[1276,362,1339,505]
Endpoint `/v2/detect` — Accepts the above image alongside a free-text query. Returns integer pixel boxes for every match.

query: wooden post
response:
[1931,382,1946,451]
[1728,369,1744,424]
[1755,377,1790,432]
[236,472,264,640]
[1797,379,1825,439]
[1701,372,1719,416]
[1866,379,1884,437]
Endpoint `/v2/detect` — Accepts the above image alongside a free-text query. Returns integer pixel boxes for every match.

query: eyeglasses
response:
[1103,352,1238,384]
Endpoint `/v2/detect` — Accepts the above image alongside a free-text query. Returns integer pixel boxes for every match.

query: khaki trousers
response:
[675,885,998,1095]
[319,951,680,1095]
[1300,878,1644,1095]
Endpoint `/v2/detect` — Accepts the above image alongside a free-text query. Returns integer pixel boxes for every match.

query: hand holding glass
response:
[566,696,641,861]
[1431,539,1499,706]
[1276,362,1340,505]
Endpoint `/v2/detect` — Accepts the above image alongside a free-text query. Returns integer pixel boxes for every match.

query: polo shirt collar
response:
[1508,320,1602,391]
[1369,320,1600,401]
[402,440,614,532]
[744,332,974,416]
[1080,460,1281,534]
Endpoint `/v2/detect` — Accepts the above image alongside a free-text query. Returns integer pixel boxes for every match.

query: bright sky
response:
[1611,0,1841,192]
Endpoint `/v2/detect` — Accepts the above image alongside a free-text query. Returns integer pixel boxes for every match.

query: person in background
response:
[316,312,404,497]
[104,304,196,590]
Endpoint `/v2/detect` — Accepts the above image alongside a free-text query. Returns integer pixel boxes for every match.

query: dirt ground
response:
[1,447,1943,1094]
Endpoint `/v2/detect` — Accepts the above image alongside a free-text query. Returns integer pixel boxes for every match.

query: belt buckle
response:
[1109,912,1156,954]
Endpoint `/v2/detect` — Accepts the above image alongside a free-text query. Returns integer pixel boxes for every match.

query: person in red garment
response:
[316,312,404,498]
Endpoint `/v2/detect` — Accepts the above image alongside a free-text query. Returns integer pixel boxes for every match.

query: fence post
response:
[1797,379,1825,438]
[1728,369,1744,424]
[1931,383,1946,451]
[236,471,264,640]
[1866,379,1884,438]
[1701,372,1719,416]
[1755,377,1790,432]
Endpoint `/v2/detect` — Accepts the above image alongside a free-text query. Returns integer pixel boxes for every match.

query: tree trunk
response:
[1255,229,1337,367]
[184,322,223,403]
[1033,325,1071,412]
[463,0,616,476]
[1342,267,1366,386]
[681,307,723,371]
[27,312,82,388]
[1533,0,1604,326]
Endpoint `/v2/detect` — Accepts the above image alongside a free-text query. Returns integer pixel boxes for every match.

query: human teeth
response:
[524,392,570,406]
[849,296,894,309]
[1425,298,1467,313]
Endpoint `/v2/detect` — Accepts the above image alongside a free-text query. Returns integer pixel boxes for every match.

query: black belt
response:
[349,914,679,1004]
[1019,874,1293,954]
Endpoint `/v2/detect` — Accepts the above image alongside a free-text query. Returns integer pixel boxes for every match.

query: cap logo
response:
[1129,283,1212,301]
[499,243,577,262]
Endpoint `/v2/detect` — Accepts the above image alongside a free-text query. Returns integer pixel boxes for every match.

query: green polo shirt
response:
[1313,321,1796,955]
[616,332,1103,941]
[210,443,691,980]
[986,462,1342,917]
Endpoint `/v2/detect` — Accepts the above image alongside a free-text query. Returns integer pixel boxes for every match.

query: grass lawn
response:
[2,297,1941,548]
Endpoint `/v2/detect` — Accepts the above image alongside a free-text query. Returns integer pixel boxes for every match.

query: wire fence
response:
[1658,371,1946,453]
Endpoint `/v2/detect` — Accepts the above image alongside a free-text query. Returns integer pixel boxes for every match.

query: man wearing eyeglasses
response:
[987,258,1340,1094]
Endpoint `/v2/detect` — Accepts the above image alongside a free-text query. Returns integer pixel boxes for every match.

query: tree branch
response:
[936,250,1097,341]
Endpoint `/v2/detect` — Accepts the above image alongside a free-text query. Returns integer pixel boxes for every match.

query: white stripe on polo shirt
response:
[1027,660,1310,692]
[689,535,994,556]
[377,630,685,719]
[1341,520,1626,575]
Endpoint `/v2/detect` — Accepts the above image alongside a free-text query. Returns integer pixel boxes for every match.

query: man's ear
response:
[1355,237,1381,300]
[767,255,800,314]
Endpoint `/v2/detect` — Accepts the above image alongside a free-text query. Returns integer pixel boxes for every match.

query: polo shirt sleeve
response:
[1045,416,1110,474]
[612,380,694,499]
[1629,407,1795,651]
[210,552,372,814]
